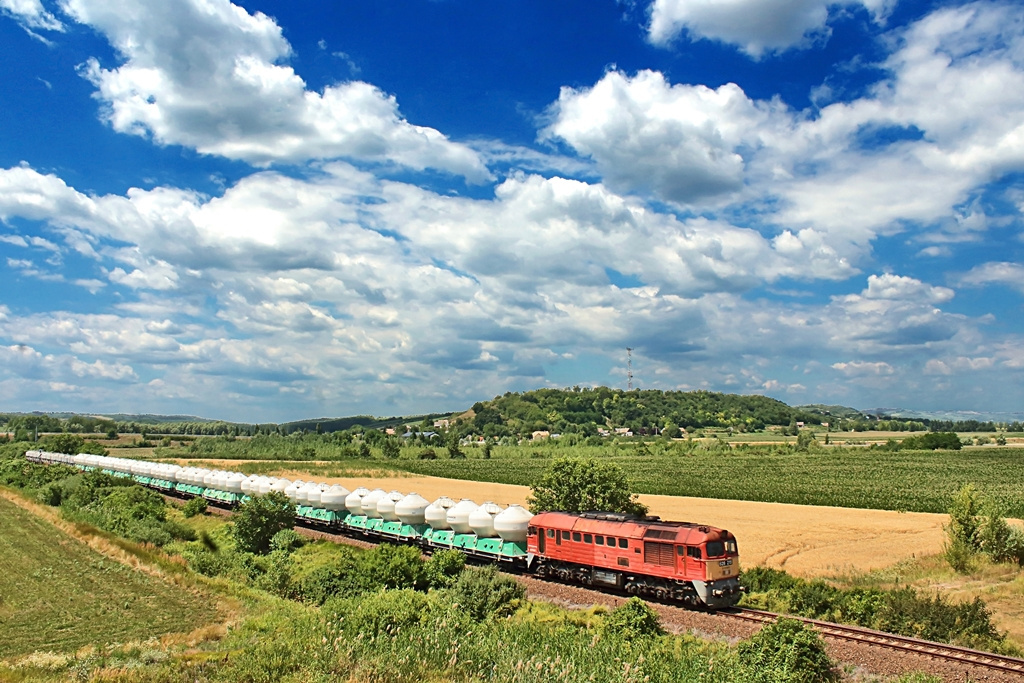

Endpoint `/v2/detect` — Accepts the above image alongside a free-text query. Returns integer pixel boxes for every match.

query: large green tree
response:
[527,457,648,516]
[231,491,296,555]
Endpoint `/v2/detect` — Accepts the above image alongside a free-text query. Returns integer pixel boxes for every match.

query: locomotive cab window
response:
[687,546,702,559]
[706,541,725,557]
[546,528,555,538]
[618,538,628,549]
[528,527,537,537]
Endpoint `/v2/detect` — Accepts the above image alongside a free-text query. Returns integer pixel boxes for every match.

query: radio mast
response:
[626,347,633,391]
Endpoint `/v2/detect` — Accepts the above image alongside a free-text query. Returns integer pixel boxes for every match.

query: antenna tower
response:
[626,347,633,391]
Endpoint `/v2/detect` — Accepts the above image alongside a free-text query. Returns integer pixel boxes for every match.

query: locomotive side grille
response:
[643,527,678,540]
[643,541,674,566]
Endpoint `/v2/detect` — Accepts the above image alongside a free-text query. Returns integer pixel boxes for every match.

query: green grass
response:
[0,496,216,659]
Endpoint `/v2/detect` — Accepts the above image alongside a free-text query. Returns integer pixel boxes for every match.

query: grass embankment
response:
[0,495,215,658]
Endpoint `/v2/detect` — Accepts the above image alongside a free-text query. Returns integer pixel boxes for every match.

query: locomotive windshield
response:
[705,539,738,558]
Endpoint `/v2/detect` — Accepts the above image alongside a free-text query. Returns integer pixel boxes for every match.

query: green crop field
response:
[0,496,215,658]
[387,447,1024,517]
[164,439,1024,517]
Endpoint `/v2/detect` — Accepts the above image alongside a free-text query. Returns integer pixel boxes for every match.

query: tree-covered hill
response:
[464,387,823,438]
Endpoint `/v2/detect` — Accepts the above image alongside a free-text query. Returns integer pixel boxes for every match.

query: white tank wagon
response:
[493,504,533,544]
[395,493,430,526]
[446,499,479,534]
[424,496,456,530]
[344,487,369,515]
[376,490,405,522]
[360,489,386,518]
[320,485,350,512]
[468,502,504,538]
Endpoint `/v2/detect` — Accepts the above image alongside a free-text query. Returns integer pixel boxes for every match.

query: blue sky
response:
[1,0,1023,422]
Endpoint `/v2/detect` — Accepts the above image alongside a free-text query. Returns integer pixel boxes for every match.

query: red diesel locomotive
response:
[526,511,742,609]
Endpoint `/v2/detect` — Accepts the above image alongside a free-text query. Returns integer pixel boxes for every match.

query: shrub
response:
[255,550,294,597]
[232,491,296,555]
[270,528,305,554]
[182,496,207,518]
[602,596,664,640]
[741,566,800,593]
[298,552,365,605]
[737,617,837,683]
[423,549,465,589]
[37,481,66,506]
[334,588,433,639]
[450,565,525,621]
[360,544,426,590]
[418,448,436,460]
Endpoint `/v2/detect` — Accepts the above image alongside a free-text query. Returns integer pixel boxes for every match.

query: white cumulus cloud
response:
[60,0,489,180]
[647,0,896,57]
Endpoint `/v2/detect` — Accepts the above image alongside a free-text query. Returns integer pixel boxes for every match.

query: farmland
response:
[163,445,1024,517]
[0,494,215,658]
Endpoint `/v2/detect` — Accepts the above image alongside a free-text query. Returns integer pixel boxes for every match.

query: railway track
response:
[723,607,1024,676]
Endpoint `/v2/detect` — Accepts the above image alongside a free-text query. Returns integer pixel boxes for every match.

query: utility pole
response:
[626,347,633,391]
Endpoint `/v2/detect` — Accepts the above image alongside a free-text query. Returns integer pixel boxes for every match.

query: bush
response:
[737,617,837,683]
[450,565,525,621]
[270,528,305,554]
[182,496,208,518]
[360,544,426,590]
[741,566,800,593]
[602,596,664,640]
[418,448,437,460]
[332,588,434,639]
[423,549,465,589]
[297,552,365,605]
[254,550,294,597]
[37,481,66,506]
[232,491,296,555]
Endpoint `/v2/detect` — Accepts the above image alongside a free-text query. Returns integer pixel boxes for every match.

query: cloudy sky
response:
[1,0,1023,422]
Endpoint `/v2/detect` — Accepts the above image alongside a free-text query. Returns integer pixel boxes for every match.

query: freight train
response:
[24,450,743,609]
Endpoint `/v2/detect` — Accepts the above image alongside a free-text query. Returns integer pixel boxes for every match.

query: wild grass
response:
[0,496,215,658]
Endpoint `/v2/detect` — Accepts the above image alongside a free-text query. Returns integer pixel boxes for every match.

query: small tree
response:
[944,483,983,573]
[528,457,648,516]
[381,438,401,459]
[232,491,296,555]
[445,430,464,459]
[44,433,84,455]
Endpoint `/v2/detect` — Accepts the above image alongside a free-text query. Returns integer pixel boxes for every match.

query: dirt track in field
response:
[261,469,946,578]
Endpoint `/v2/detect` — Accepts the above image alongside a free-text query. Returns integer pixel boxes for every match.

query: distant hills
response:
[4,390,1021,435]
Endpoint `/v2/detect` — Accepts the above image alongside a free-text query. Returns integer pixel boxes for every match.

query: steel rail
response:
[724,607,1024,676]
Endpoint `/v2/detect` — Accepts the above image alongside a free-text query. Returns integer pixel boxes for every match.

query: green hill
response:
[464,387,822,437]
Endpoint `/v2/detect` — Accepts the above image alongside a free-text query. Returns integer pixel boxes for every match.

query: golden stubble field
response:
[272,470,947,577]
